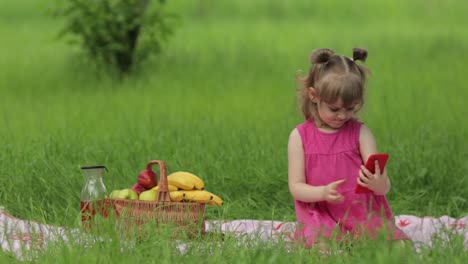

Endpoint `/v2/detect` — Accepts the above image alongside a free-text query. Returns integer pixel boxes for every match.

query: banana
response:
[151,184,178,192]
[180,190,212,203]
[169,191,185,202]
[167,174,195,190]
[208,193,223,207]
[169,171,205,190]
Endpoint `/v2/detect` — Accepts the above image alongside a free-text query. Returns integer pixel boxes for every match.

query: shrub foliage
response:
[54,0,176,74]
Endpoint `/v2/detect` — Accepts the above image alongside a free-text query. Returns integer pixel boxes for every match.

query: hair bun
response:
[310,48,334,64]
[352,48,368,62]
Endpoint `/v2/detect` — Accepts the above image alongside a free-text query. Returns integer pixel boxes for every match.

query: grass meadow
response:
[0,0,467,262]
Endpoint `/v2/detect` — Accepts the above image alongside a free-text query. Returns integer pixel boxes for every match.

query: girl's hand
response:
[322,179,345,203]
[357,161,389,195]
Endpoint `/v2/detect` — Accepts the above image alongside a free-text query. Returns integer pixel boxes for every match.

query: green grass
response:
[0,0,467,262]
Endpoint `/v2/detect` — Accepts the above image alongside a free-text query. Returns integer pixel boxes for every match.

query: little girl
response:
[288,48,408,247]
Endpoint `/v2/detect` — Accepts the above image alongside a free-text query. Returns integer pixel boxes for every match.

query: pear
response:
[109,190,122,199]
[112,189,138,200]
[139,189,157,201]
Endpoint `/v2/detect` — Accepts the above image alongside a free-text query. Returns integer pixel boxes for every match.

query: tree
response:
[53,0,176,75]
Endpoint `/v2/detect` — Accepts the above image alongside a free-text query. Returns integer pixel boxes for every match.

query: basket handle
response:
[147,160,171,203]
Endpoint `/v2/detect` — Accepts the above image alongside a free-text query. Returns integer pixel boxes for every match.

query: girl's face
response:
[316,99,359,129]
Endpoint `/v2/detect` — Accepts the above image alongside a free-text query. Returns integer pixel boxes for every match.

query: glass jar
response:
[80,165,108,231]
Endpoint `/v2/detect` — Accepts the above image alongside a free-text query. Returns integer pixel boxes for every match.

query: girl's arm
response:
[359,125,391,195]
[288,128,344,203]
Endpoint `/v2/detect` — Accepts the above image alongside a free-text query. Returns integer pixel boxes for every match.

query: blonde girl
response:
[288,48,408,246]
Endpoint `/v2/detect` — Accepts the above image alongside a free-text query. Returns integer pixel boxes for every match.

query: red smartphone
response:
[355,153,389,194]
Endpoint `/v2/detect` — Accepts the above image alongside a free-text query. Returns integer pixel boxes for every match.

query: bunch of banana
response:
[153,171,224,206]
[178,190,223,206]
[167,171,205,190]
[207,193,223,207]
[169,191,185,202]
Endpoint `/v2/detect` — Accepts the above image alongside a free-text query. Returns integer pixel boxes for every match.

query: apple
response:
[137,161,159,189]
[115,189,138,200]
[139,189,157,201]
[131,183,147,196]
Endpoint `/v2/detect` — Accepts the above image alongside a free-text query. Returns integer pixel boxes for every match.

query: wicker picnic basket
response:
[104,160,206,236]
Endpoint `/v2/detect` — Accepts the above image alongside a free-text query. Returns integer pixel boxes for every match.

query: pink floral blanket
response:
[1,207,466,261]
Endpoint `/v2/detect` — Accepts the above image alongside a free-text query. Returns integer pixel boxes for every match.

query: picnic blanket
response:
[1,206,467,261]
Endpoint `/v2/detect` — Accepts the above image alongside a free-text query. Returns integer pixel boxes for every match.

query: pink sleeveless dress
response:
[294,119,408,246]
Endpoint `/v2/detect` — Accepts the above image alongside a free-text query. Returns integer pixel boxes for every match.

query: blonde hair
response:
[296,48,370,124]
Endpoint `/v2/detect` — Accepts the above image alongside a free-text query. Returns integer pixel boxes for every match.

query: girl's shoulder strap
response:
[348,119,363,146]
[349,118,363,128]
[296,119,315,145]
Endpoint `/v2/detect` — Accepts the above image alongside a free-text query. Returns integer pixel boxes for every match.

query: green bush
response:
[53,0,176,74]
